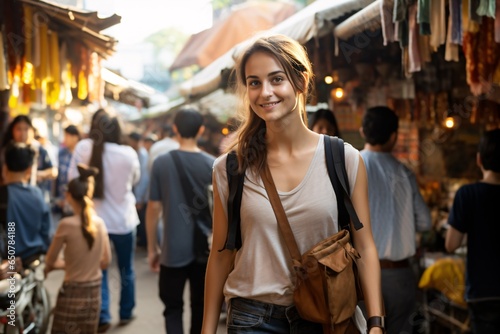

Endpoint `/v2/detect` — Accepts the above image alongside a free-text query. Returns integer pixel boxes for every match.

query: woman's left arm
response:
[350,155,384,333]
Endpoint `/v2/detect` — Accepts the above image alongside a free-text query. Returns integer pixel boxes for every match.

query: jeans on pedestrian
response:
[468,300,500,334]
[226,297,323,334]
[159,261,206,334]
[100,231,136,324]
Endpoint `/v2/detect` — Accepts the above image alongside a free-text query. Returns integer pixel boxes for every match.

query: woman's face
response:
[244,52,298,123]
[12,121,33,144]
[312,118,337,136]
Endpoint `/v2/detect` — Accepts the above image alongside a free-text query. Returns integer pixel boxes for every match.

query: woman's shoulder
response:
[213,152,229,172]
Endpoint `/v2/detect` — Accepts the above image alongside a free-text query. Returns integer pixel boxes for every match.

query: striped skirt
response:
[51,279,101,334]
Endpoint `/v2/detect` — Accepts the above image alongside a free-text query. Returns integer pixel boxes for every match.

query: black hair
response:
[64,125,81,138]
[1,115,34,148]
[162,124,175,138]
[479,129,500,173]
[174,108,204,139]
[310,109,341,137]
[362,106,399,145]
[4,141,35,172]
[128,132,142,142]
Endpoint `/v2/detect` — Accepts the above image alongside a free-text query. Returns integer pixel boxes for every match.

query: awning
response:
[334,0,382,40]
[170,1,297,71]
[18,0,120,58]
[179,0,375,98]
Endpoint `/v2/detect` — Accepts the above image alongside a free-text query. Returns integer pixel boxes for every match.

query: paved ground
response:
[44,247,227,333]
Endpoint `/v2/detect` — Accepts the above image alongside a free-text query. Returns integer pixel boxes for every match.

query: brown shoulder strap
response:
[260,164,302,262]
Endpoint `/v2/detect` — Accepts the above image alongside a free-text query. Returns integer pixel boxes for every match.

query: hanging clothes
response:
[381,0,395,45]
[450,0,463,44]
[417,0,431,35]
[408,3,422,72]
[429,0,447,51]
[0,34,9,90]
[446,0,460,61]
[476,0,496,18]
[496,0,500,43]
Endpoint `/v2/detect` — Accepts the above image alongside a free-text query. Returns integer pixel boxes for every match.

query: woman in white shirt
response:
[68,110,140,332]
[202,34,385,334]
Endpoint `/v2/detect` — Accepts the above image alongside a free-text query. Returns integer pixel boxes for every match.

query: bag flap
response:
[317,247,351,273]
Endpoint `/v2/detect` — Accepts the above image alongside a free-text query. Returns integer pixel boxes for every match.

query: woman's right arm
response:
[202,174,236,334]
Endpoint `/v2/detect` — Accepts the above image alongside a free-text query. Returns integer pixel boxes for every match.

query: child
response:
[45,164,111,334]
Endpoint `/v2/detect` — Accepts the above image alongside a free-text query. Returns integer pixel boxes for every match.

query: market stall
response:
[0,0,121,137]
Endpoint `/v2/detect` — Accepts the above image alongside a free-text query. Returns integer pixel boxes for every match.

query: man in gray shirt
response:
[360,106,431,334]
[146,108,215,334]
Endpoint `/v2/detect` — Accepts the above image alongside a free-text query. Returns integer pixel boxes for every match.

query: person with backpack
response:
[201,34,384,334]
[146,108,215,334]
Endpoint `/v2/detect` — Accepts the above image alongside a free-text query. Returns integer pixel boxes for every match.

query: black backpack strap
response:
[221,152,244,251]
[324,136,363,232]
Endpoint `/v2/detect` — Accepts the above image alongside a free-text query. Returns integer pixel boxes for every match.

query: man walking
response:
[146,108,215,334]
[360,106,432,333]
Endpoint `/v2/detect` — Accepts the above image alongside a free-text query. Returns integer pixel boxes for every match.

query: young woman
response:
[310,108,342,137]
[45,164,111,334]
[202,34,384,334]
[68,110,140,331]
[1,115,57,187]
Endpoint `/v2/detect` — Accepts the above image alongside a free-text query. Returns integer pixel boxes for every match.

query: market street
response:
[44,247,227,333]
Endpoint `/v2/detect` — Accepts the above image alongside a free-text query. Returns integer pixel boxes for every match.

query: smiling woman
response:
[202,34,385,334]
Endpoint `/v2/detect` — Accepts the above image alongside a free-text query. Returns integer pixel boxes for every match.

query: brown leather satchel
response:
[260,140,364,333]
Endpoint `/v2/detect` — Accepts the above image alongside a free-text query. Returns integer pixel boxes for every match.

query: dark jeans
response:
[159,262,206,334]
[468,300,500,334]
[136,203,147,247]
[227,297,323,334]
[100,231,136,324]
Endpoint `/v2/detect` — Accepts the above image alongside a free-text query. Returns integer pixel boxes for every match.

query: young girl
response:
[202,34,384,334]
[45,164,111,334]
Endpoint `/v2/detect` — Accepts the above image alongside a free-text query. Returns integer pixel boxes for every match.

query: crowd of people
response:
[0,33,498,334]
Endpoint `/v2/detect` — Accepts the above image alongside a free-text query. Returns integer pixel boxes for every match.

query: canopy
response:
[179,0,375,98]
[18,0,121,57]
[170,1,296,71]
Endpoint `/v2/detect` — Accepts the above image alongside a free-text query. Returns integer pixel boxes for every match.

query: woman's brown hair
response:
[227,34,314,172]
[67,164,99,249]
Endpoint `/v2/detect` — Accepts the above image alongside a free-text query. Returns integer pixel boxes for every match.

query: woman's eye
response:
[272,76,284,83]
[248,80,260,87]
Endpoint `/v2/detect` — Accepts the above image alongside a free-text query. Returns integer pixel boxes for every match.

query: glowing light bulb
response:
[324,76,333,85]
[444,117,455,129]
[334,88,344,99]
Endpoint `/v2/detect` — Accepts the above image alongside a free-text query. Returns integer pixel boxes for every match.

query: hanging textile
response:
[381,0,395,45]
[429,0,447,51]
[408,3,422,72]
[463,17,500,95]
[476,0,496,18]
[450,0,463,44]
[0,34,9,90]
[417,0,431,35]
[495,0,500,43]
[445,1,460,62]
